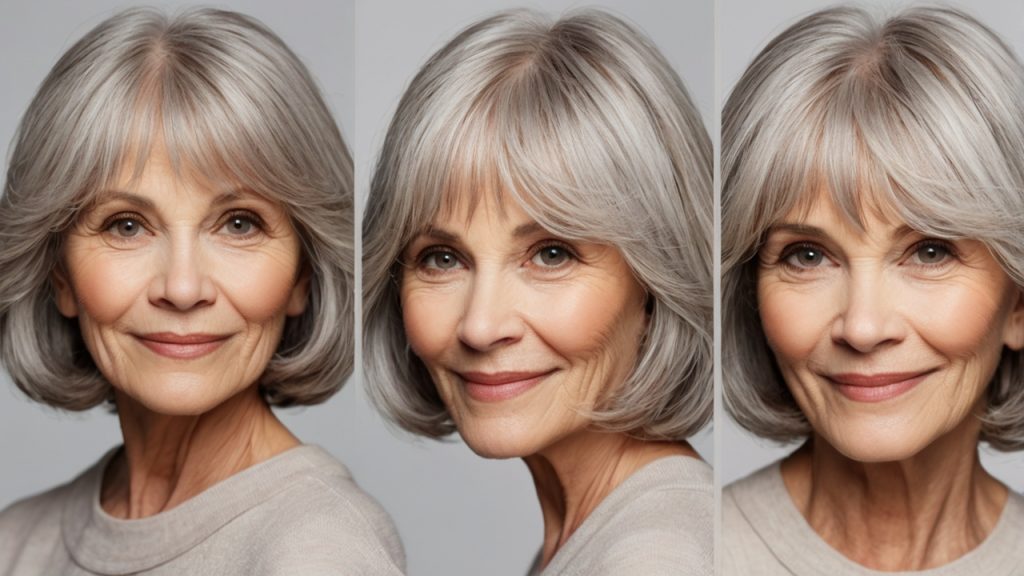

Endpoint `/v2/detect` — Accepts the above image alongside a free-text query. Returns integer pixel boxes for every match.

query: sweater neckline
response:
[733,462,1024,576]
[61,444,341,574]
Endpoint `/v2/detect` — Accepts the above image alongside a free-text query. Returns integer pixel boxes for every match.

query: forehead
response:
[782,185,902,232]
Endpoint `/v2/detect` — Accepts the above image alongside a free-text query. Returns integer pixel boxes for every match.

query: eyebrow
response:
[766,223,828,237]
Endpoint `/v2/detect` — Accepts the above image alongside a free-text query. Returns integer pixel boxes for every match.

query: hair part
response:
[0,7,353,409]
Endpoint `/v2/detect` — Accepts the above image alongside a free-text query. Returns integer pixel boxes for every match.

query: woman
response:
[0,8,403,574]
[363,8,711,575]
[722,5,1024,574]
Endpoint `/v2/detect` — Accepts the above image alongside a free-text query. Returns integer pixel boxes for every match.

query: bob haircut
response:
[0,8,353,409]
[723,6,1024,449]
[364,9,711,441]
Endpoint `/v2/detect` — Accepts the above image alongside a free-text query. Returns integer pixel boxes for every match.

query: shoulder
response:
[0,482,69,537]
[243,446,405,575]
[0,456,105,569]
[722,461,794,575]
[555,457,713,576]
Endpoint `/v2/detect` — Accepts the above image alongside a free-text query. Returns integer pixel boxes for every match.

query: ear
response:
[51,266,79,318]
[1003,287,1024,351]
[286,267,312,317]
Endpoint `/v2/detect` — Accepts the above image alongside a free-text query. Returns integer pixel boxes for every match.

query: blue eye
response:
[531,245,573,268]
[782,244,827,269]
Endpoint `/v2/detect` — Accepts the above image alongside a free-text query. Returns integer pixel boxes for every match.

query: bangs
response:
[744,31,1023,254]
[397,14,678,248]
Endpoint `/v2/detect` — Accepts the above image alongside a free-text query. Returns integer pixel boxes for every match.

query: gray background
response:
[719,0,1024,490]
[0,2,711,576]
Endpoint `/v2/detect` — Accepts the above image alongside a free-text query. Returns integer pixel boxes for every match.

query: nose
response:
[456,270,524,352]
[148,236,216,311]
[830,269,904,352]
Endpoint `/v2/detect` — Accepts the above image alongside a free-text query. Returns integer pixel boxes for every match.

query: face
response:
[757,192,1024,462]
[54,142,308,416]
[400,193,648,459]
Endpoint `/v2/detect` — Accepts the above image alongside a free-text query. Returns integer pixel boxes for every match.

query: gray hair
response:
[723,5,1024,449]
[364,9,711,441]
[0,8,352,409]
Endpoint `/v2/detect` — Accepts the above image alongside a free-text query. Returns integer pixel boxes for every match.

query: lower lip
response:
[137,338,228,359]
[831,374,930,403]
[462,374,551,402]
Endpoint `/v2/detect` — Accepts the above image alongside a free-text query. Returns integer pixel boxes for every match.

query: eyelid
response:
[217,209,267,236]
[901,238,959,267]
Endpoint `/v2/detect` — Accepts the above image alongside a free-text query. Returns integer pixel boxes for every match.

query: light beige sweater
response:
[0,445,405,575]
[723,462,1024,575]
[529,455,712,575]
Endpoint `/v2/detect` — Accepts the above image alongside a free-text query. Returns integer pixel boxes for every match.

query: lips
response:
[136,332,230,360]
[826,370,935,402]
[457,370,555,402]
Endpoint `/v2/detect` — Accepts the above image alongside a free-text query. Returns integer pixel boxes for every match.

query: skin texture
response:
[400,192,696,565]
[757,191,1024,570]
[53,140,307,518]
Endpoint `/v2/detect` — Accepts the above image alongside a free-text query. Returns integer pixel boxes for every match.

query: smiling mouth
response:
[457,370,556,402]
[826,370,936,402]
[135,333,230,360]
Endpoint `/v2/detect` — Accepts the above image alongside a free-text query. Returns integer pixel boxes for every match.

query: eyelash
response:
[904,239,958,268]
[774,239,959,273]
[101,212,150,242]
[98,210,267,243]
[411,240,580,276]
[777,242,832,272]
[219,210,266,239]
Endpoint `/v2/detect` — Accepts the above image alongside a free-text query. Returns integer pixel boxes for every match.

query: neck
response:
[781,419,1006,571]
[524,430,698,568]
[101,386,299,519]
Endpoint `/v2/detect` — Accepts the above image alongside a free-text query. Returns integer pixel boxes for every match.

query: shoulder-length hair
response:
[363,9,711,441]
[0,8,353,409]
[723,5,1024,449]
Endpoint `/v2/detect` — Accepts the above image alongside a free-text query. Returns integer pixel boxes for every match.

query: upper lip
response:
[457,370,555,386]
[137,332,230,345]
[827,370,935,387]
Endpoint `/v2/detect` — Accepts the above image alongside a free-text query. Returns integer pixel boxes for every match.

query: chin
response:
[118,377,235,417]
[823,419,935,463]
[456,419,548,460]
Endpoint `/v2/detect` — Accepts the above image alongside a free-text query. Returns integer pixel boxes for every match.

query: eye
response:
[103,213,147,239]
[907,240,955,267]
[220,211,262,236]
[530,244,575,269]
[781,243,829,270]
[420,248,463,271]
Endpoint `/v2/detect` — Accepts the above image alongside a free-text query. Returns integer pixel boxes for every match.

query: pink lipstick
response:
[136,333,229,360]
[827,371,933,402]
[458,370,554,402]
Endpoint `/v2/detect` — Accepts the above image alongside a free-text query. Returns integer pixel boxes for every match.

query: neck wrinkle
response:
[102,385,298,519]
[524,431,697,569]
[782,418,1007,571]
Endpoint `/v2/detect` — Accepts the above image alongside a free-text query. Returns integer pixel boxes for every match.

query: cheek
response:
[215,247,302,324]
[758,279,835,364]
[909,278,1010,364]
[523,276,646,372]
[401,284,461,361]
[65,246,149,323]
